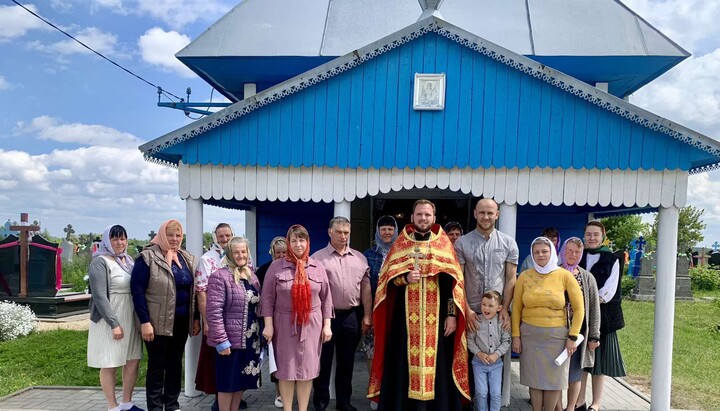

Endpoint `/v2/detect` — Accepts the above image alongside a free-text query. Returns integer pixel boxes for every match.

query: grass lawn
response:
[618,299,720,411]
[0,330,147,398]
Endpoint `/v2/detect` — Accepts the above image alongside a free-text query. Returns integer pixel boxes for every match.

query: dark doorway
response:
[371,198,472,234]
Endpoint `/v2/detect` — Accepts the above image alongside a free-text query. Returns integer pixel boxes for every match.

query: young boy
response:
[468,290,511,411]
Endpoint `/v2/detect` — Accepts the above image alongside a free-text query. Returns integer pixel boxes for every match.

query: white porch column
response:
[497,202,516,407]
[334,201,351,219]
[588,213,595,222]
[245,207,257,263]
[498,203,517,236]
[651,205,679,410]
[184,198,203,397]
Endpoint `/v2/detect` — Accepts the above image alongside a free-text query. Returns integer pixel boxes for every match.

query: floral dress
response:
[215,280,263,392]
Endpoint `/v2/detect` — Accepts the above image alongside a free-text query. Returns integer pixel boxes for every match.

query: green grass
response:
[618,300,720,411]
[0,330,147,397]
[693,289,720,299]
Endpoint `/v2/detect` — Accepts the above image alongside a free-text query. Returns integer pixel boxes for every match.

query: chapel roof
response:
[142,16,720,175]
[176,0,689,101]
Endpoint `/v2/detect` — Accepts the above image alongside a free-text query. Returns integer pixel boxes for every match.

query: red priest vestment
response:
[368,224,470,404]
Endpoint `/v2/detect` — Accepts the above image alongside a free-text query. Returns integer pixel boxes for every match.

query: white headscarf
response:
[530,236,559,275]
[93,224,134,274]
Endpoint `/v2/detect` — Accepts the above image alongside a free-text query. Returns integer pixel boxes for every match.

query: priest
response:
[368,199,470,411]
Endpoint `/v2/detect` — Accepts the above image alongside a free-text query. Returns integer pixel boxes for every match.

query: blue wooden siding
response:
[177,32,706,172]
[255,201,333,267]
[516,205,588,268]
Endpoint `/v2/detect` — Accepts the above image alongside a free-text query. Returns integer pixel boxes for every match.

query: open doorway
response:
[371,198,472,234]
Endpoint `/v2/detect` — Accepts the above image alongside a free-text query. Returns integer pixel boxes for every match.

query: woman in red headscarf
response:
[260,225,333,411]
[130,220,200,411]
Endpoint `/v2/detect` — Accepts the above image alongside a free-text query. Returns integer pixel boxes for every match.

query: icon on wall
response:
[413,73,446,111]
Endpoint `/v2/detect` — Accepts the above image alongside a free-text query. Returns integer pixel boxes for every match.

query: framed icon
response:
[413,73,445,110]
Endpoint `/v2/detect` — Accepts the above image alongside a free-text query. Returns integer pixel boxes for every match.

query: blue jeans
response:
[471,357,503,411]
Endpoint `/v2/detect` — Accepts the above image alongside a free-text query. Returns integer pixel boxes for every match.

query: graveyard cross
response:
[63,224,75,240]
[636,236,646,252]
[713,242,720,253]
[9,213,41,298]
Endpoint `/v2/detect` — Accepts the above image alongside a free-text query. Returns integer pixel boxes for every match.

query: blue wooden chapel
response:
[140,2,720,408]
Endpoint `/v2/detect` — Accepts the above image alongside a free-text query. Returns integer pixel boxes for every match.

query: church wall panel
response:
[171,32,710,173]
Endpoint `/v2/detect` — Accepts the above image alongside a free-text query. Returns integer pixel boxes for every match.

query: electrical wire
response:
[184,88,216,120]
[10,0,184,102]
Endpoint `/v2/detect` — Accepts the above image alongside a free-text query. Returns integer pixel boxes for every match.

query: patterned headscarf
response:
[93,224,134,274]
[221,237,252,284]
[373,215,398,261]
[150,220,183,268]
[286,225,311,325]
[559,237,584,274]
[531,236,559,275]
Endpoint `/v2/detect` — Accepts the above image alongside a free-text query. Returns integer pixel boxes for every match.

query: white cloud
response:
[685,171,720,246]
[27,26,120,57]
[90,0,232,30]
[0,75,9,90]
[0,4,47,40]
[0,145,188,238]
[138,27,194,78]
[17,116,142,148]
[137,0,232,29]
[631,49,720,139]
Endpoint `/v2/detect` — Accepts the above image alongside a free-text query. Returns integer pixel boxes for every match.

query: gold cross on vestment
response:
[409,246,426,272]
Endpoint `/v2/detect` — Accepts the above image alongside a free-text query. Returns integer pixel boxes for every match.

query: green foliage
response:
[621,275,637,297]
[61,253,92,292]
[600,215,649,251]
[204,232,214,250]
[689,266,720,291]
[648,205,706,252]
[0,330,147,397]
[128,239,148,256]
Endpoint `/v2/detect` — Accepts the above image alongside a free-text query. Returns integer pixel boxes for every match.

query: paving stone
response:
[0,356,653,411]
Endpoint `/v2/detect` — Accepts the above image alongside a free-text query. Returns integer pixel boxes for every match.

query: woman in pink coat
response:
[260,225,333,411]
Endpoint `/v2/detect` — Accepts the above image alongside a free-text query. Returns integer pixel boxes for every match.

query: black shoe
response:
[315,407,327,411]
[239,399,248,409]
[211,398,219,411]
[335,404,358,411]
[575,404,587,411]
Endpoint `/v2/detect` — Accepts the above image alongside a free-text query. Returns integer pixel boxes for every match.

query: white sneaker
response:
[274,396,283,408]
[370,401,378,410]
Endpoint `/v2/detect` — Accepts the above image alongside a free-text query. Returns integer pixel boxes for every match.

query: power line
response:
[10,0,184,101]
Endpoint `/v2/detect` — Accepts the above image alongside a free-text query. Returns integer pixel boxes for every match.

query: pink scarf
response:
[150,220,183,268]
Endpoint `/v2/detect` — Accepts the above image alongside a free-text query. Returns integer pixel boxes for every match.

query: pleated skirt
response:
[519,323,568,390]
[586,331,626,377]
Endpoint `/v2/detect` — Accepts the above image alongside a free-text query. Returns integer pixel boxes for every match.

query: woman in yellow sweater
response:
[512,237,584,411]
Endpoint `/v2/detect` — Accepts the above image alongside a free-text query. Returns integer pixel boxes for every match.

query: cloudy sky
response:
[1,0,719,246]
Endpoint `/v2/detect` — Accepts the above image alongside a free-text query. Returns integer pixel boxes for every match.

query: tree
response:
[600,215,649,251]
[649,205,706,252]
